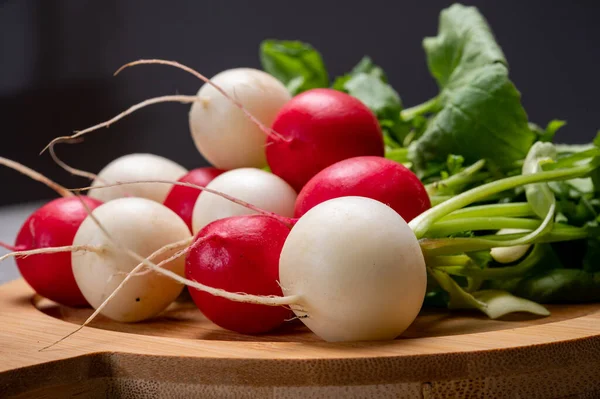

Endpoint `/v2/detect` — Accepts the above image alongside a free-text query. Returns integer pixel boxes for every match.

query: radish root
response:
[71,179,296,228]
[41,95,204,156]
[0,241,21,252]
[115,59,287,141]
[0,245,104,264]
[48,145,100,182]
[39,194,300,351]
[0,157,72,198]
[83,236,194,344]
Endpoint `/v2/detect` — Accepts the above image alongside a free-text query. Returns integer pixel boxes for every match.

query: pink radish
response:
[186,215,292,334]
[163,167,225,232]
[0,157,103,307]
[266,88,385,191]
[295,156,431,222]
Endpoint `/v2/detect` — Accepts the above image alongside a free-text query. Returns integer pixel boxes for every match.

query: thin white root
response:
[107,236,193,278]
[39,195,299,351]
[0,156,73,198]
[40,95,204,156]
[0,245,103,263]
[78,236,194,346]
[71,179,295,228]
[49,144,100,182]
[114,59,287,141]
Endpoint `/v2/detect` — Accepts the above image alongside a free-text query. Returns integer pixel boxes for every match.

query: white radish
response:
[279,196,427,342]
[191,167,297,234]
[88,154,188,203]
[72,197,191,322]
[189,68,291,169]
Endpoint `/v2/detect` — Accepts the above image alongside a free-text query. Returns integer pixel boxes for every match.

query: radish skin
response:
[189,68,291,169]
[279,196,427,342]
[266,88,385,191]
[191,168,297,234]
[72,197,191,322]
[163,167,225,232]
[186,215,292,334]
[88,154,188,203]
[295,156,431,222]
[0,156,103,307]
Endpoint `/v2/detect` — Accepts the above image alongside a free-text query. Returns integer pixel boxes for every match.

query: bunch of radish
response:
[2,59,574,347]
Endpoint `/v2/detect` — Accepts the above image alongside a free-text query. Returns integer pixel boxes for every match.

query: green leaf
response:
[410,64,534,175]
[409,4,535,176]
[259,40,329,95]
[593,132,600,191]
[333,57,408,144]
[422,4,507,89]
[583,238,600,273]
[343,74,403,121]
[429,268,549,318]
[514,268,600,303]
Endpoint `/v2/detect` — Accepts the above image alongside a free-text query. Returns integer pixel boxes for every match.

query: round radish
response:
[191,168,296,234]
[186,215,292,334]
[15,196,103,307]
[163,167,225,232]
[88,153,188,203]
[279,196,427,342]
[189,68,291,170]
[295,156,431,222]
[266,88,385,191]
[72,197,191,322]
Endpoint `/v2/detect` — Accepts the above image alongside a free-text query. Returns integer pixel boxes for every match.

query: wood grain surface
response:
[1,278,599,398]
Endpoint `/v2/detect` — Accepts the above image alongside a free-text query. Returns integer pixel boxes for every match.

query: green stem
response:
[420,224,588,256]
[426,160,487,196]
[431,244,547,280]
[385,147,409,164]
[400,96,440,121]
[409,163,594,239]
[477,244,546,279]
[426,217,543,238]
[440,203,534,221]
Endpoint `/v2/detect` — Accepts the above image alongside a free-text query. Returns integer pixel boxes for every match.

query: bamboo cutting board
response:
[1,279,599,399]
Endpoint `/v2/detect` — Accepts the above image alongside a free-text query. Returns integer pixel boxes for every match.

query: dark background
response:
[0,0,598,206]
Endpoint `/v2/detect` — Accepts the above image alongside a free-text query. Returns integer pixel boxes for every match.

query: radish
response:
[188,68,291,169]
[266,88,385,191]
[163,167,225,232]
[0,157,103,307]
[186,215,292,334]
[42,60,289,174]
[295,156,431,222]
[71,197,191,322]
[87,195,427,342]
[57,156,585,343]
[88,153,188,204]
[279,196,427,341]
[191,168,297,234]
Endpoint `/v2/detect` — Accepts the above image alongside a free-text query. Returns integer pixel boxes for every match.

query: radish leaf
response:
[259,40,329,95]
[409,4,535,176]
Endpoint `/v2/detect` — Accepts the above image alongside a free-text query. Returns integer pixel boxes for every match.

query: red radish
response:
[265,88,385,191]
[16,196,103,306]
[163,167,225,231]
[295,156,431,222]
[186,215,292,334]
[0,156,103,307]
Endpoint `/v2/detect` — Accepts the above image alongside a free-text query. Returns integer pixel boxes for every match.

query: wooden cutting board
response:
[1,279,599,399]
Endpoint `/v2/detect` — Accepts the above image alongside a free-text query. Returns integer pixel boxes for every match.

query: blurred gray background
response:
[0,0,598,207]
